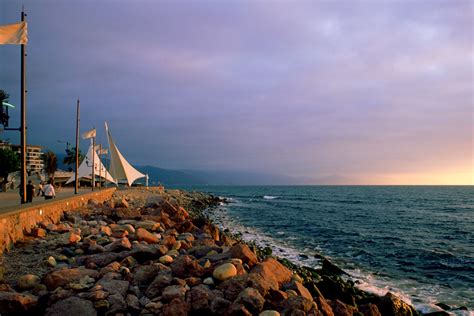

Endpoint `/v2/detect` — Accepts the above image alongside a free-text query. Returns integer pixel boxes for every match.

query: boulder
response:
[314,296,334,316]
[104,237,132,252]
[135,220,161,231]
[162,297,189,316]
[259,311,281,316]
[187,284,215,313]
[328,299,357,316]
[218,274,274,301]
[136,227,159,244]
[97,279,129,298]
[170,255,205,279]
[229,244,258,267]
[17,274,40,290]
[377,292,416,316]
[251,258,292,287]
[162,285,187,302]
[145,272,173,298]
[227,302,252,316]
[288,280,313,301]
[43,268,99,290]
[0,292,38,315]
[359,303,382,316]
[159,255,174,264]
[235,287,265,314]
[84,252,121,267]
[213,263,237,281]
[210,297,232,314]
[45,296,96,316]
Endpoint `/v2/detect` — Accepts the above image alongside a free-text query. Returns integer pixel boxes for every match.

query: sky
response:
[1,0,472,185]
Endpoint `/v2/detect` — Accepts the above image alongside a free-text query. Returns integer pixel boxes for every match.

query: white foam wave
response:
[263,195,279,200]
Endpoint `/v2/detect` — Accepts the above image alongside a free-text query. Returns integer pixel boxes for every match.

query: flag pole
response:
[74,99,80,194]
[92,130,95,191]
[99,143,102,189]
[20,8,27,204]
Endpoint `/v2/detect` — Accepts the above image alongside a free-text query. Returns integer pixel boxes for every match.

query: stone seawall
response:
[0,188,116,254]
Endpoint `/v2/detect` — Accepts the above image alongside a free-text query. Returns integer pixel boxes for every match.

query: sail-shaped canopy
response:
[105,122,145,186]
[65,144,116,184]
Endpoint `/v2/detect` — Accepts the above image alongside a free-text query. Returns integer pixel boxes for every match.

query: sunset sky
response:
[1,1,472,185]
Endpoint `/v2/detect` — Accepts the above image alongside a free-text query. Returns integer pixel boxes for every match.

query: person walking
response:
[26,180,35,203]
[37,181,44,197]
[43,179,56,200]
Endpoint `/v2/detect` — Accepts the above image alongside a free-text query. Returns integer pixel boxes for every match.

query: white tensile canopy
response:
[65,144,116,184]
[105,122,145,186]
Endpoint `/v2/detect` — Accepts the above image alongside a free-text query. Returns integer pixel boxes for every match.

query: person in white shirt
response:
[43,179,56,200]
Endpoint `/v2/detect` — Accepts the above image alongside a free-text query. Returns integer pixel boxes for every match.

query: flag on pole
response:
[0,22,28,45]
[82,128,96,139]
[98,148,108,155]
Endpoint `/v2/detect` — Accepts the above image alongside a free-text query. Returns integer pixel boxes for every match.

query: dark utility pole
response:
[20,9,27,204]
[74,99,80,194]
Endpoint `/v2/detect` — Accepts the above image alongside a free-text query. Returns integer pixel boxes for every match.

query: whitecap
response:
[263,195,279,200]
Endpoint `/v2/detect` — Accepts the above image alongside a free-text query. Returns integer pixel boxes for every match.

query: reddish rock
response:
[84,252,121,267]
[289,280,313,301]
[43,268,99,290]
[161,234,177,248]
[187,284,215,313]
[218,274,274,301]
[251,258,293,287]
[170,255,205,279]
[111,229,128,239]
[227,302,252,316]
[136,228,159,244]
[100,226,112,236]
[328,299,357,316]
[146,273,173,298]
[229,244,258,267]
[162,285,187,302]
[360,303,382,316]
[314,296,334,316]
[283,296,314,315]
[30,227,47,238]
[0,292,38,315]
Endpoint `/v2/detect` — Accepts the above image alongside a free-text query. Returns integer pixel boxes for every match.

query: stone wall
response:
[0,188,116,254]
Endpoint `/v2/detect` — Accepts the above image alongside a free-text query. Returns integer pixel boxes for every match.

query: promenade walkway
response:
[0,187,112,215]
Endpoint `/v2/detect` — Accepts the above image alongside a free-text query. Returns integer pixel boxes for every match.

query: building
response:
[4,143,45,175]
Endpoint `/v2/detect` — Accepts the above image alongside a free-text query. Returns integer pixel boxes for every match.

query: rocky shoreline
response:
[0,187,430,316]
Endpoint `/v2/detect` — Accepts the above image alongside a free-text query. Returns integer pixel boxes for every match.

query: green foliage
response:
[63,147,84,171]
[0,147,20,182]
[43,151,57,179]
[0,89,9,102]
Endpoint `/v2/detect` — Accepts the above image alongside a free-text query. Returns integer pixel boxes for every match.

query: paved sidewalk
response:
[0,187,112,214]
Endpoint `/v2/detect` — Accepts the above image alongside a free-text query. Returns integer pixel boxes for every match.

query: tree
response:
[63,147,84,172]
[43,151,57,182]
[0,147,20,191]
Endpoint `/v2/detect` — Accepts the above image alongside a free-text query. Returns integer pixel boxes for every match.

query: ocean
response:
[179,185,473,314]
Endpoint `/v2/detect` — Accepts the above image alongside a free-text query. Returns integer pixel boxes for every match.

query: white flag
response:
[0,22,28,45]
[82,128,96,139]
[98,148,108,155]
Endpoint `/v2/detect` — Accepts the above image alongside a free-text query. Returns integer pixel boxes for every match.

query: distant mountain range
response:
[56,153,353,185]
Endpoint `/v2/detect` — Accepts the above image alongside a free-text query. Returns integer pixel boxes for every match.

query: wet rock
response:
[321,259,348,276]
[0,292,38,315]
[17,274,41,290]
[229,244,258,267]
[377,292,416,316]
[136,227,159,244]
[43,268,99,290]
[45,296,96,316]
[235,287,265,314]
[171,255,205,279]
[213,263,237,281]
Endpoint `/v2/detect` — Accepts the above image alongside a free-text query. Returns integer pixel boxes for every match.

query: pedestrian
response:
[43,179,56,200]
[26,180,35,203]
[37,181,44,197]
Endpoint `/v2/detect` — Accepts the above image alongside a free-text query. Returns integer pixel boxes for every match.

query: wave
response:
[263,195,279,200]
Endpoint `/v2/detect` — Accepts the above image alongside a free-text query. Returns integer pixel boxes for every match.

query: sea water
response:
[180,185,473,314]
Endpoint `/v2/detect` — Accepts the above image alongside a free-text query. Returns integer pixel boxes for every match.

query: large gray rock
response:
[98,279,129,298]
[45,296,96,316]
